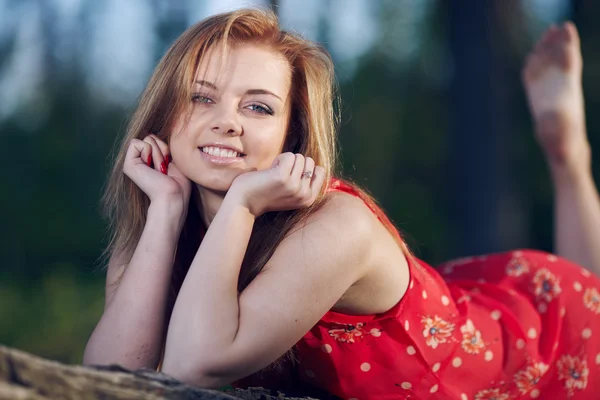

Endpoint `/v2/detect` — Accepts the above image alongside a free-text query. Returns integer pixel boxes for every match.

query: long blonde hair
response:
[100,7,413,385]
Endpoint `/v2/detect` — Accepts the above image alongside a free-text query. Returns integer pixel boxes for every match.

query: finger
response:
[309,166,327,199]
[144,136,166,174]
[147,133,171,162]
[276,152,297,176]
[300,157,315,191]
[290,153,306,182]
[125,139,152,166]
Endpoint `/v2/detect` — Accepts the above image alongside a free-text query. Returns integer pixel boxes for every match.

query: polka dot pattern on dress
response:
[537,302,547,313]
[292,186,600,400]
[582,328,592,339]
[484,350,493,361]
[574,281,583,292]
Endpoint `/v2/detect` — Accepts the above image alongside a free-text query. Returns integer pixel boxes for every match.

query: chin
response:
[193,173,240,194]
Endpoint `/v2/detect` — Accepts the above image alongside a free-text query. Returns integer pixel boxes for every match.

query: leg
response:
[523,21,600,275]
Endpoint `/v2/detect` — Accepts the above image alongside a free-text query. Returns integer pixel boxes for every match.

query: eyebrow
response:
[194,80,283,102]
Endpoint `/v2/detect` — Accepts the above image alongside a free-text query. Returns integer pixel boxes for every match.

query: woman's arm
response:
[161,191,380,388]
[83,200,183,369]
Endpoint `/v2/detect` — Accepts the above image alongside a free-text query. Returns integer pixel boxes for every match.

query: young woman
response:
[83,9,600,399]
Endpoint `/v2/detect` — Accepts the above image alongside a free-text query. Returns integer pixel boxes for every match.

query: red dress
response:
[237,179,600,399]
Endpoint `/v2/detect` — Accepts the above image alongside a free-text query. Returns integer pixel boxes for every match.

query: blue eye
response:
[247,104,274,115]
[191,93,213,104]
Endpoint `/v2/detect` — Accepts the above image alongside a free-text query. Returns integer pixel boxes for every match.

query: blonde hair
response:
[100,7,413,387]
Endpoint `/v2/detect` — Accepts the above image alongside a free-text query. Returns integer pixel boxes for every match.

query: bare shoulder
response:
[261,190,378,285]
[305,190,379,234]
[311,190,410,315]
[295,190,381,267]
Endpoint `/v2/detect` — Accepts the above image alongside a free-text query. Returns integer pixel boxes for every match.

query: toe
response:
[545,25,563,46]
[563,21,581,45]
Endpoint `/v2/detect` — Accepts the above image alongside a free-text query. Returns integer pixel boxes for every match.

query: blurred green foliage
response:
[1,0,599,367]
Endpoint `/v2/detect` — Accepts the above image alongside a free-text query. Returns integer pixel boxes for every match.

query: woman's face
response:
[169,43,292,192]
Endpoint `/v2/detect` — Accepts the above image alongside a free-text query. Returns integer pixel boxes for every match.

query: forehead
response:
[195,44,292,94]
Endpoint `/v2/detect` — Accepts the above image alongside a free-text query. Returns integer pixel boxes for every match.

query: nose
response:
[211,107,242,136]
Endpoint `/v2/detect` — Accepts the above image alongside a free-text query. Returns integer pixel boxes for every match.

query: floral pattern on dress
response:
[583,287,600,314]
[474,388,510,400]
[282,187,600,400]
[421,315,455,349]
[514,362,549,394]
[506,257,530,277]
[460,319,485,354]
[531,268,562,303]
[328,322,367,343]
[556,355,589,397]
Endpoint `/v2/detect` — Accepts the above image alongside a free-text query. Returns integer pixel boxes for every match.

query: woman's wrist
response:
[148,198,187,233]
[225,183,260,219]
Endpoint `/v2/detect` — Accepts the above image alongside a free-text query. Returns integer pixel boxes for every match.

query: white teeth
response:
[201,146,241,158]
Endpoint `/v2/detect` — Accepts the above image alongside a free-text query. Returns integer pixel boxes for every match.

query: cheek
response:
[168,135,184,157]
[168,122,195,152]
[249,131,286,163]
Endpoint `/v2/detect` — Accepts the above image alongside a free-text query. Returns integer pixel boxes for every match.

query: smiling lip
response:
[199,148,245,165]
[199,142,245,155]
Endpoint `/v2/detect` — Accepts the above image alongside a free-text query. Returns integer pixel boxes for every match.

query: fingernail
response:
[160,161,167,175]
[147,155,152,167]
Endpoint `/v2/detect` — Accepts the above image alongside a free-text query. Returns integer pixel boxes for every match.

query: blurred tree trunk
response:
[445,0,527,258]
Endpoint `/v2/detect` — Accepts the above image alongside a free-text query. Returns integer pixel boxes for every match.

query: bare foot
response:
[522,22,590,173]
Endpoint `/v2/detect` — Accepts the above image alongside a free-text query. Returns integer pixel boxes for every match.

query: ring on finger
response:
[301,170,313,180]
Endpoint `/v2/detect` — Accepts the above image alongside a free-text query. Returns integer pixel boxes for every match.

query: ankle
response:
[548,144,592,187]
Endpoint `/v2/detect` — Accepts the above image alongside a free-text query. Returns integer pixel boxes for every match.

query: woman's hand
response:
[229,152,326,218]
[123,133,192,213]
